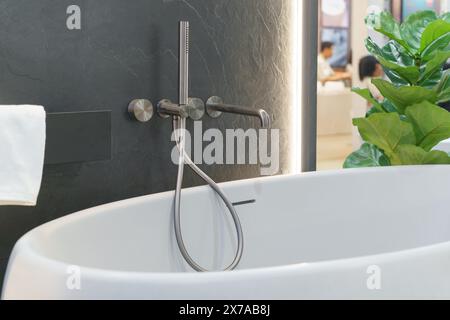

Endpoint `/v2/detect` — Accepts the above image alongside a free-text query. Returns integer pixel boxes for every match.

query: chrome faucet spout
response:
[257,109,271,129]
[206,96,271,128]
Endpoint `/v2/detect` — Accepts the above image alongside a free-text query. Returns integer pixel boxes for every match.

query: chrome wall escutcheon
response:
[186,97,205,121]
[205,96,224,118]
[128,99,154,123]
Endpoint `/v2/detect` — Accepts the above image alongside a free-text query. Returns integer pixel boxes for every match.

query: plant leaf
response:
[372,39,415,85]
[353,113,415,163]
[419,51,450,85]
[436,70,450,103]
[380,60,420,85]
[343,143,390,168]
[372,79,438,113]
[365,38,419,84]
[441,12,450,23]
[366,100,398,117]
[366,106,380,117]
[382,41,415,65]
[436,69,450,92]
[424,150,450,164]
[420,68,442,89]
[400,10,438,53]
[383,68,410,86]
[438,88,450,104]
[366,11,410,52]
[381,99,398,113]
[421,32,450,60]
[393,145,428,165]
[352,88,383,111]
[420,20,450,54]
[394,145,450,165]
[405,101,450,151]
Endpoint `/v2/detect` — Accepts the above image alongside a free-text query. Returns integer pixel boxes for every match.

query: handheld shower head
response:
[179,21,189,106]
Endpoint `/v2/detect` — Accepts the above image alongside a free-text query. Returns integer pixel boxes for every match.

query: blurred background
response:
[316,0,450,170]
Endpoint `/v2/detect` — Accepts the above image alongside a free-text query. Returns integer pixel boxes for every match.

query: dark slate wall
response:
[0,0,292,287]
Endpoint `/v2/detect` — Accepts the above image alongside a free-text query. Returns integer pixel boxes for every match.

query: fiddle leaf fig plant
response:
[344,10,450,169]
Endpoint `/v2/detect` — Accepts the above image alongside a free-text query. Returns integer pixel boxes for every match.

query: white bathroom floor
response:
[317,134,353,171]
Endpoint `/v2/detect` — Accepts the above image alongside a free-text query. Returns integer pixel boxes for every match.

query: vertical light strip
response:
[290,0,303,173]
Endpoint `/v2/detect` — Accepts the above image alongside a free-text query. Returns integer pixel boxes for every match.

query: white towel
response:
[0,105,46,206]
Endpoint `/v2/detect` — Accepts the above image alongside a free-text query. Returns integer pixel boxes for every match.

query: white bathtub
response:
[3,166,450,300]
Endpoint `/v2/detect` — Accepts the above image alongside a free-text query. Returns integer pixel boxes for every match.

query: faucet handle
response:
[128,99,154,123]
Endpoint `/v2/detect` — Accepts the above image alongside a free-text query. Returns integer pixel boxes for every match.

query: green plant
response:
[344,10,450,168]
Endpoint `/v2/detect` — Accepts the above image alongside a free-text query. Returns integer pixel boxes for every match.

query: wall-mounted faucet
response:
[126,20,276,272]
[206,96,271,128]
[128,95,271,128]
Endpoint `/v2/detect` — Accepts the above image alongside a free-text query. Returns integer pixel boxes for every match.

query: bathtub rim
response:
[3,165,450,287]
[4,225,450,286]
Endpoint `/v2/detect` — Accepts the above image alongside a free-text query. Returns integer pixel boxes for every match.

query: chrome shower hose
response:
[173,117,244,272]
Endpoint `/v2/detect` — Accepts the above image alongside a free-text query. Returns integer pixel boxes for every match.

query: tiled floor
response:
[317,134,353,171]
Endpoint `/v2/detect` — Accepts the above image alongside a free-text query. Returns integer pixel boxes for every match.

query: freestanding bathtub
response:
[3,166,450,300]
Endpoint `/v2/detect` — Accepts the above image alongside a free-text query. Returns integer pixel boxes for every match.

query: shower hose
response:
[172,116,244,272]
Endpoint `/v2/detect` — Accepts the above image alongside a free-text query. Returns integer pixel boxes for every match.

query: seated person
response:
[359,55,384,103]
[317,41,352,84]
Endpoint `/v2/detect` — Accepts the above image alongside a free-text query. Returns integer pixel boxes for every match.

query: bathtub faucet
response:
[125,20,275,272]
[206,96,271,129]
